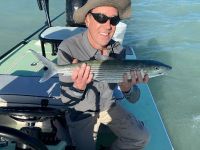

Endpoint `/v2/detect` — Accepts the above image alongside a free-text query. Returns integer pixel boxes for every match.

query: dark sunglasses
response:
[89,12,120,26]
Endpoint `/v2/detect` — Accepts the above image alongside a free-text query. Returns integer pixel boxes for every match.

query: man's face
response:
[85,6,118,50]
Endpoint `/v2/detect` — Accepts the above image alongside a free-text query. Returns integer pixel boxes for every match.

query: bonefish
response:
[30,49,172,83]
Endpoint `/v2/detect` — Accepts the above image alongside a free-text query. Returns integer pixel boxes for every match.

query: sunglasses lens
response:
[110,16,120,26]
[93,14,108,23]
[91,13,120,26]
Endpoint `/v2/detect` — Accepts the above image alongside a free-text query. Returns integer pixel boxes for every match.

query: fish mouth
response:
[165,64,172,70]
[168,66,172,70]
[153,72,165,77]
[159,72,165,75]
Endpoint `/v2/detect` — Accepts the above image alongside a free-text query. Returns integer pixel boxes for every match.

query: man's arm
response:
[57,49,93,103]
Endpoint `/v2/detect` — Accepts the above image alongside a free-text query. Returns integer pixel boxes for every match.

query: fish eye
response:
[154,67,159,70]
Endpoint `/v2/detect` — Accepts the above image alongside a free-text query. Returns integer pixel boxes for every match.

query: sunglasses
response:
[89,12,120,26]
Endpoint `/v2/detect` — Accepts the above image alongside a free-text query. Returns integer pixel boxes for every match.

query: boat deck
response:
[0,40,174,150]
[0,40,55,76]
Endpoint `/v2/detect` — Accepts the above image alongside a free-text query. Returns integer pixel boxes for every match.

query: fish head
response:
[145,60,172,78]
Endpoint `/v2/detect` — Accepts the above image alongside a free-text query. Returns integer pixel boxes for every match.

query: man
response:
[57,0,150,149]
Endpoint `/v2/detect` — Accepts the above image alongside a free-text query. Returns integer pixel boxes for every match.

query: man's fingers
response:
[82,65,91,81]
[143,74,149,83]
[86,73,93,84]
[123,73,128,83]
[130,71,137,84]
[74,63,93,83]
[71,67,79,81]
[136,71,143,83]
[77,63,87,79]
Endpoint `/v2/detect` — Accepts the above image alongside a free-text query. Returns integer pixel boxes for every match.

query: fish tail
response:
[29,49,57,82]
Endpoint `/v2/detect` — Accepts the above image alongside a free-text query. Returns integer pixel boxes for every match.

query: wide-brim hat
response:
[73,0,131,24]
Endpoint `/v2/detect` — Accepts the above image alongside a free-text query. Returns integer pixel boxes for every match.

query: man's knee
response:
[121,123,150,149]
[136,126,150,148]
[111,126,150,150]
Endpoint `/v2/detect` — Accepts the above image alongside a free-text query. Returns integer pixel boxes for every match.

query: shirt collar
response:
[82,31,97,58]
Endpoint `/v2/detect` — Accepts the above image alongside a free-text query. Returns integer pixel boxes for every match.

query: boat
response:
[0,0,174,149]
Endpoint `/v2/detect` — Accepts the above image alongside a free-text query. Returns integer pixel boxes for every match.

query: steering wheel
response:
[0,106,65,149]
[0,106,64,122]
[0,125,48,150]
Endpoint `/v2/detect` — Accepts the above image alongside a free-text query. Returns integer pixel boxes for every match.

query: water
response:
[0,0,65,55]
[0,0,200,149]
[123,1,200,150]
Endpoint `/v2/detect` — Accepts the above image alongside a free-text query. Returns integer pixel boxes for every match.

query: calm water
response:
[0,0,65,55]
[124,1,200,150]
[1,0,200,149]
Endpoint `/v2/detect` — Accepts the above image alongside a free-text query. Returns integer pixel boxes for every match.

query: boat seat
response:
[39,26,86,57]
[37,0,87,57]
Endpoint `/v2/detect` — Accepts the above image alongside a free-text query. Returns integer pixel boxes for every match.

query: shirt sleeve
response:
[57,46,85,103]
[123,85,141,103]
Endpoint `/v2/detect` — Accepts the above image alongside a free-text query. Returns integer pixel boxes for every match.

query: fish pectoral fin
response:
[93,79,102,82]
[62,75,71,78]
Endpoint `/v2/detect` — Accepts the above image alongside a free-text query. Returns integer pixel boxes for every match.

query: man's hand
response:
[71,59,93,91]
[119,70,149,93]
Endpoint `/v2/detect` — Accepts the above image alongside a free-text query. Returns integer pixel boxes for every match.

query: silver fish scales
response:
[30,49,172,83]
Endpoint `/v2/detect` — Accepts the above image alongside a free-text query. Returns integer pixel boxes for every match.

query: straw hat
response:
[73,0,131,24]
